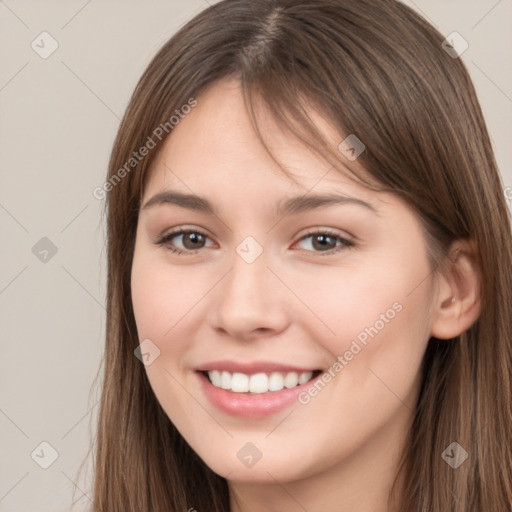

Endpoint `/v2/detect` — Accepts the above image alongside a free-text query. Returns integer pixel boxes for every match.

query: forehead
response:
[143,79,382,206]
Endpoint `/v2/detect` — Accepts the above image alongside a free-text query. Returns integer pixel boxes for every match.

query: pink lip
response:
[196,366,321,419]
[196,359,317,374]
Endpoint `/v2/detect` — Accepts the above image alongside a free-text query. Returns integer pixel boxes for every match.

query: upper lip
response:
[196,360,320,375]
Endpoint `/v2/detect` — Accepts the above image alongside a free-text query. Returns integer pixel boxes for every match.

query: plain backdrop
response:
[0,1,511,510]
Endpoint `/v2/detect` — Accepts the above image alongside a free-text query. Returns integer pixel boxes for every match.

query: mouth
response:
[195,361,323,418]
[200,369,322,394]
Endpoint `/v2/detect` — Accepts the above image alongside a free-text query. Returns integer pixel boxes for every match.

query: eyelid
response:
[159,225,211,240]
[297,227,354,243]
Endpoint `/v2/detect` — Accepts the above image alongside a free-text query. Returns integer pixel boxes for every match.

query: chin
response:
[192,439,320,484]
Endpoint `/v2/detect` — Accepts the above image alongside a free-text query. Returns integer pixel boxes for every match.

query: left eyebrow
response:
[275,193,380,217]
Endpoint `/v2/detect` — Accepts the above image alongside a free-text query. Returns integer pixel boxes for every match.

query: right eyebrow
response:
[141,191,216,214]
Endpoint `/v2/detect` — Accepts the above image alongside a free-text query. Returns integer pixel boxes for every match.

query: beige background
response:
[0,1,511,510]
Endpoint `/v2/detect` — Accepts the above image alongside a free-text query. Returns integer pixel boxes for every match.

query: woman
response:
[88,0,512,510]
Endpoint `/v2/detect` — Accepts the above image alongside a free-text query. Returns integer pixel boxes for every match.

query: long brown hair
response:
[83,0,512,510]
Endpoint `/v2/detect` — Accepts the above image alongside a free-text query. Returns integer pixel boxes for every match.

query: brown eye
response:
[311,234,338,251]
[295,230,354,255]
[181,232,207,249]
[156,229,214,254]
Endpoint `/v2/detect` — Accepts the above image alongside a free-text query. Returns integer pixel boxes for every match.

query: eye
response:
[155,227,354,256]
[155,228,214,254]
[294,229,354,255]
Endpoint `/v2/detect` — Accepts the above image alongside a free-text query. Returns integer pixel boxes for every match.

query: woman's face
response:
[131,79,436,485]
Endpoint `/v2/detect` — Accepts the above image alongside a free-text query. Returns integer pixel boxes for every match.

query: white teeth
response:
[284,371,299,388]
[298,371,313,384]
[231,372,249,392]
[268,372,284,391]
[249,373,268,393]
[220,371,231,390]
[210,370,222,387]
[207,370,315,393]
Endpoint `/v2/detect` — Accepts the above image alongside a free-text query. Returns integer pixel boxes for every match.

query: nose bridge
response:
[223,244,272,309]
[209,240,289,337]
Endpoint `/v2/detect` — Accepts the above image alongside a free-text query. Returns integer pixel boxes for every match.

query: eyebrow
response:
[141,190,379,216]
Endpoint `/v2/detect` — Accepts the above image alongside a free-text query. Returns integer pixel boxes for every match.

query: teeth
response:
[298,371,312,384]
[268,372,284,391]
[231,372,249,392]
[210,370,221,387]
[207,370,314,393]
[220,371,231,390]
[284,371,299,388]
[249,373,268,393]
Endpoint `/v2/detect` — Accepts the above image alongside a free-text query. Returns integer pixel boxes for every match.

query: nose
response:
[207,248,290,342]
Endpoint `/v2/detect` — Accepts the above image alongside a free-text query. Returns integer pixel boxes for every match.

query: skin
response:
[131,79,481,512]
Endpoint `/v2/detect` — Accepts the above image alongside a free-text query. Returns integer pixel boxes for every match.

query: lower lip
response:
[197,372,319,418]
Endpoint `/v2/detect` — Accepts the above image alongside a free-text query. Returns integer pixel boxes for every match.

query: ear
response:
[430,239,481,340]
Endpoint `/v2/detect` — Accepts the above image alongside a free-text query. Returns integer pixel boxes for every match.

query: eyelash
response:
[154,227,355,256]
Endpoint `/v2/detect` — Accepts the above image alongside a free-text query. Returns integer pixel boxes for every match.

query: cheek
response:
[130,249,221,409]
[293,262,420,343]
[296,241,433,390]
[131,250,210,343]
[130,250,206,425]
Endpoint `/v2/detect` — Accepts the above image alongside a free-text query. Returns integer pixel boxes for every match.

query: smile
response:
[204,370,320,393]
[195,361,323,418]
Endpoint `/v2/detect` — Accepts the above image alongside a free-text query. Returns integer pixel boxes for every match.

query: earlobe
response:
[430,239,481,340]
